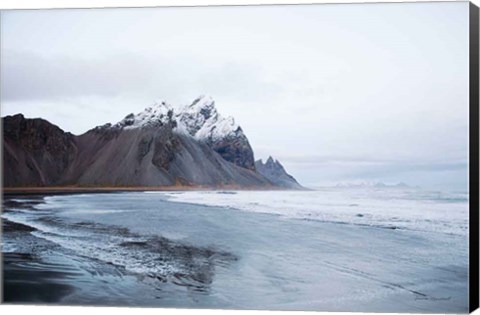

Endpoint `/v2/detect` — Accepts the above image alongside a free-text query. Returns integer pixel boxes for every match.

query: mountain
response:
[3,114,78,186]
[177,96,255,170]
[3,96,302,189]
[255,156,303,189]
[67,101,269,187]
[106,96,256,170]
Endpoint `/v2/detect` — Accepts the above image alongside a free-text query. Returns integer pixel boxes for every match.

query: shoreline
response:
[2,185,286,196]
[1,190,468,311]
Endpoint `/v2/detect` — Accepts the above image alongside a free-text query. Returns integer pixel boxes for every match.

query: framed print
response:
[1,1,479,313]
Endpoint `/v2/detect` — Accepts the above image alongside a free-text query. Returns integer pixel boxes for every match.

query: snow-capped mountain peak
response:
[111,95,241,143]
[107,95,254,169]
[175,95,254,169]
[177,95,241,141]
[188,95,217,118]
[114,100,175,129]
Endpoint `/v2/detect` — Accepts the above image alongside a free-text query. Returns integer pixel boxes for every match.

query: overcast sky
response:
[0,2,470,190]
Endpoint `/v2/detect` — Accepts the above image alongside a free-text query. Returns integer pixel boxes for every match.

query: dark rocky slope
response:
[2,112,270,187]
[3,114,77,186]
[66,122,269,187]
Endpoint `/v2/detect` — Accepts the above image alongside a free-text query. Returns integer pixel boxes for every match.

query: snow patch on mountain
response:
[112,96,241,142]
[177,95,242,142]
[109,95,258,171]
[115,100,176,129]
[175,96,255,169]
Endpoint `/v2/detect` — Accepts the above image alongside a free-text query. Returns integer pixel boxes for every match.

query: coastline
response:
[2,185,285,196]
[1,191,469,311]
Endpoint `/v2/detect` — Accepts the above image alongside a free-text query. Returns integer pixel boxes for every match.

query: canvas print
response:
[0,1,477,313]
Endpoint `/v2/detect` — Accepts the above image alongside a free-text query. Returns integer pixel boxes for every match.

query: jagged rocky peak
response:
[255,156,303,189]
[258,156,289,175]
[264,156,282,168]
[178,95,241,141]
[177,95,255,170]
[92,95,255,170]
[187,95,218,121]
[114,100,176,129]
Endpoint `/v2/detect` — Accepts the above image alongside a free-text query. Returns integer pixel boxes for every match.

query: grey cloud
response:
[1,49,281,106]
[1,50,160,101]
[0,3,469,190]
[282,155,467,171]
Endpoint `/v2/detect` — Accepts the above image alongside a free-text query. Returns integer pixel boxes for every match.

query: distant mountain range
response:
[3,96,302,189]
[334,181,416,189]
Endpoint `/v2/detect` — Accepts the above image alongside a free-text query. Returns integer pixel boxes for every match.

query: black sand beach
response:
[1,191,469,311]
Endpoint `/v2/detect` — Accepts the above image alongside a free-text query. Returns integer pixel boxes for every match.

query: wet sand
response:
[2,252,77,304]
[2,218,78,304]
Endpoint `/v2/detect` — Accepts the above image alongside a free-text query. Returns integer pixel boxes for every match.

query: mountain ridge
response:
[2,96,302,189]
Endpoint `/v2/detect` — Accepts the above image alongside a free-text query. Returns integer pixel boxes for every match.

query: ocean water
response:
[1,188,469,312]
